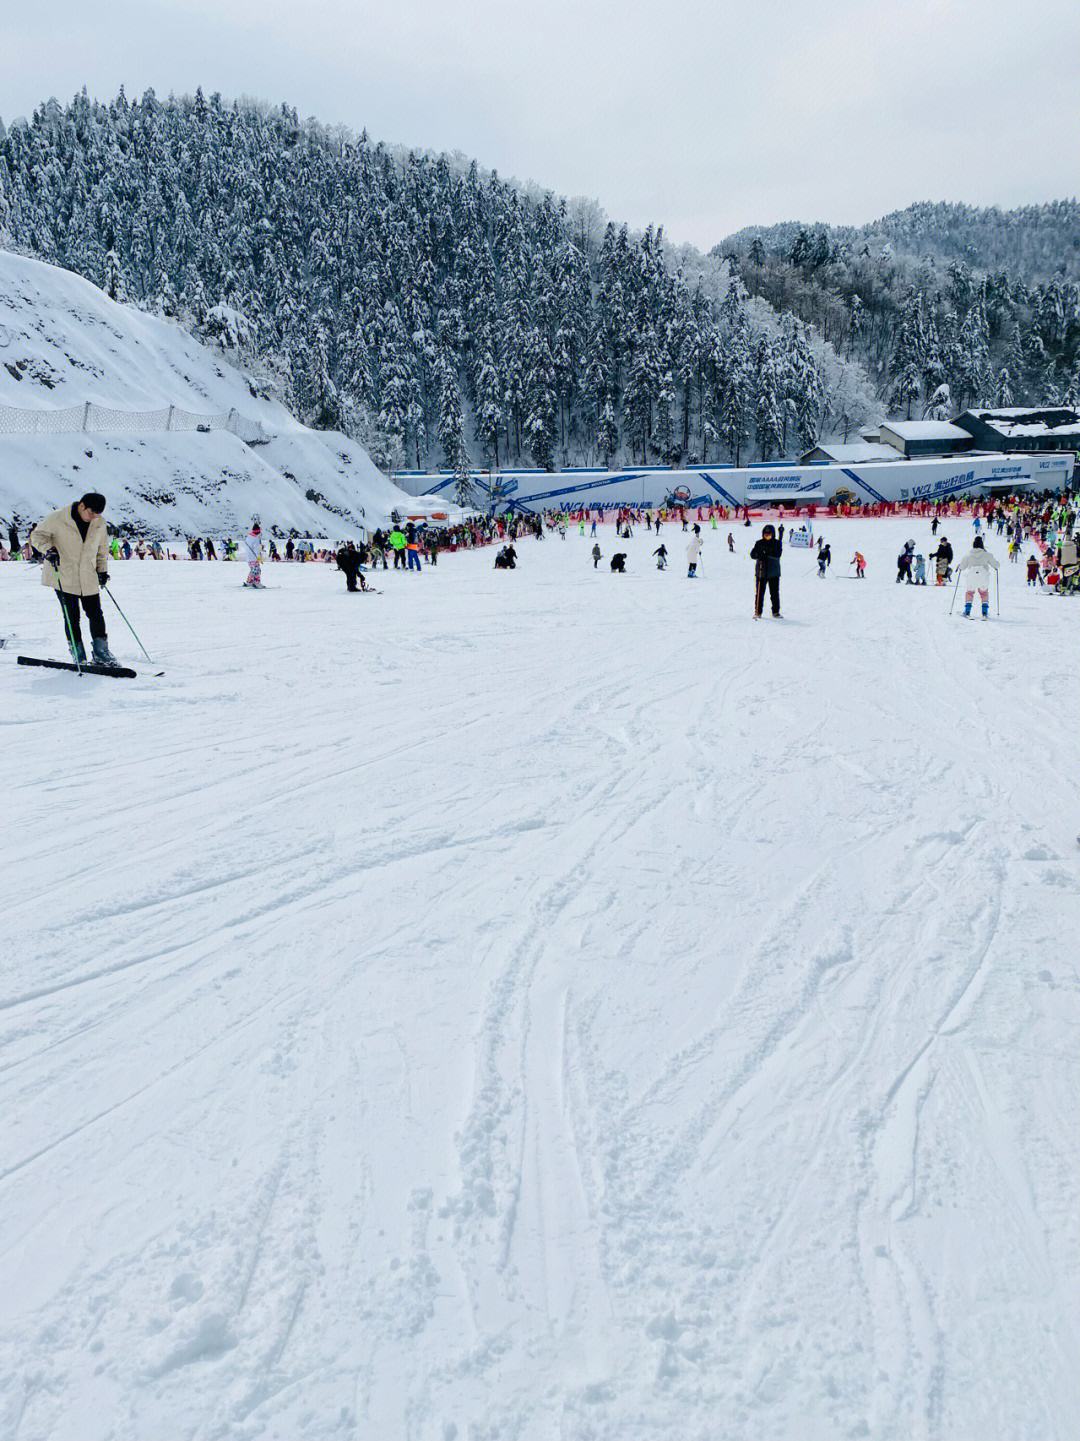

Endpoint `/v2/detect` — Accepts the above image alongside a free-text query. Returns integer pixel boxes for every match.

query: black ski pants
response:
[754,575,781,617]
[57,589,106,644]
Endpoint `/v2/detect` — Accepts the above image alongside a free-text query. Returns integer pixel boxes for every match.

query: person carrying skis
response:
[686,535,702,577]
[29,491,120,665]
[750,523,783,619]
[850,551,866,579]
[241,523,265,587]
[957,535,999,619]
[591,543,602,569]
[653,543,668,570]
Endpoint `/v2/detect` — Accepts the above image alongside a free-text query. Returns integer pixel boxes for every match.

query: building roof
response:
[880,420,971,442]
[956,407,1080,439]
[805,442,903,464]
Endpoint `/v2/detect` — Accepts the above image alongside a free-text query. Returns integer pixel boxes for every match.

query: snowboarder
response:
[336,542,368,592]
[686,536,702,578]
[29,492,119,665]
[957,536,999,619]
[610,553,627,573]
[591,543,602,569]
[750,524,783,619]
[242,523,265,587]
[653,543,668,571]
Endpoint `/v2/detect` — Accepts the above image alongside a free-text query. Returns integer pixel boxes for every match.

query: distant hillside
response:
[0,89,879,471]
[725,200,1080,287]
[0,250,414,538]
[718,201,1080,424]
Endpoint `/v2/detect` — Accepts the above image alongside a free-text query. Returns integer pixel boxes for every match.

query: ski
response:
[17,655,138,679]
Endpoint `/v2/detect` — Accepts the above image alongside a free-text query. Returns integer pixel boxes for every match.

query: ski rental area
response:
[3,510,1080,1441]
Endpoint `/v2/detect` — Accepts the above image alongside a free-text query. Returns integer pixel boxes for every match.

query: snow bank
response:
[0,250,414,535]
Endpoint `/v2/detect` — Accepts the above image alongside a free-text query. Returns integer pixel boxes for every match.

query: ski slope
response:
[2,519,1079,1441]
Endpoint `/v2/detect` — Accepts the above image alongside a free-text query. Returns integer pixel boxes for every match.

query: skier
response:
[610,552,627,573]
[389,525,407,569]
[591,543,602,569]
[686,535,702,578]
[850,551,866,579]
[29,491,119,665]
[750,523,783,619]
[896,547,914,584]
[957,536,999,619]
[1026,554,1044,587]
[653,543,668,571]
[913,553,927,585]
[930,537,953,586]
[7,522,18,557]
[727,533,735,553]
[817,543,832,577]
[931,515,940,536]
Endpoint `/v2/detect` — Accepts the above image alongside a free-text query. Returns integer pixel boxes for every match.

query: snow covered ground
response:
[3,518,1079,1441]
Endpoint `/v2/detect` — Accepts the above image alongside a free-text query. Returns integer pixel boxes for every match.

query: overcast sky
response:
[3,0,1078,250]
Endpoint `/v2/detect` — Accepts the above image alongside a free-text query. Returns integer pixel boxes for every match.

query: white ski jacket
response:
[687,538,703,562]
[241,532,263,564]
[957,547,999,587]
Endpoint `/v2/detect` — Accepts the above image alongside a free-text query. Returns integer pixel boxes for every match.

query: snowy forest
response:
[0,90,1075,472]
[721,202,1080,426]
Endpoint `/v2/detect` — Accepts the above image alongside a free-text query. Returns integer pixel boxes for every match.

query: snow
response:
[879,421,972,444]
[803,442,902,463]
[3,518,1080,1441]
[0,250,414,535]
[960,407,1080,440]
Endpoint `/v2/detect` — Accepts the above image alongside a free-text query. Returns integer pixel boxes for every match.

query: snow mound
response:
[0,250,412,535]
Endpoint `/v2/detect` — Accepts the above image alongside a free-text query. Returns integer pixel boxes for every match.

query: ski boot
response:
[981,603,990,620]
[68,637,87,665]
[963,601,972,618]
[92,637,120,667]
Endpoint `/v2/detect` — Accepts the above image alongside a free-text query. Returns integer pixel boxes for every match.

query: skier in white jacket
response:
[686,536,702,578]
[242,523,265,588]
[957,535,999,618]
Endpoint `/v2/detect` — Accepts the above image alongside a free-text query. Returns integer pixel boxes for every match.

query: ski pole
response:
[948,570,962,616]
[995,568,1000,617]
[102,584,154,663]
[56,583,83,676]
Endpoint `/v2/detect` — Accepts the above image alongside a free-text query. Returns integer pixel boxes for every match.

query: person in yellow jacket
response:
[29,491,119,665]
[388,525,407,570]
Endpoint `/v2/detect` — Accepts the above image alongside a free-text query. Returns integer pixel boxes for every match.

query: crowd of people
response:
[4,489,1078,663]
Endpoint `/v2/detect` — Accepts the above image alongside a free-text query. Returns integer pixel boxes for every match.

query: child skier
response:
[653,543,668,570]
[727,533,735,553]
[913,554,927,585]
[957,536,999,618]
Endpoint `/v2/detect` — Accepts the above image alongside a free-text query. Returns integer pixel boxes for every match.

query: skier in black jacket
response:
[750,524,783,618]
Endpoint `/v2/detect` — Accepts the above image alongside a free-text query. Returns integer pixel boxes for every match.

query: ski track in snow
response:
[2,520,1080,1441]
